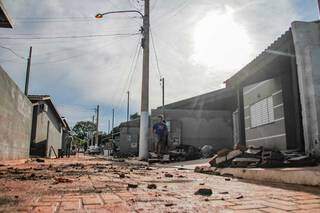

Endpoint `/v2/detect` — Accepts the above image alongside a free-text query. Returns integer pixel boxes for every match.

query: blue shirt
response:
[153,122,167,137]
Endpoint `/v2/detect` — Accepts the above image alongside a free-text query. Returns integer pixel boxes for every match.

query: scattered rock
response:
[164,173,173,178]
[165,203,175,207]
[119,173,125,178]
[52,177,73,184]
[219,191,229,194]
[204,198,209,202]
[225,178,231,181]
[36,159,45,163]
[127,183,138,189]
[147,184,157,189]
[194,188,212,196]
[236,195,244,199]
[199,183,205,185]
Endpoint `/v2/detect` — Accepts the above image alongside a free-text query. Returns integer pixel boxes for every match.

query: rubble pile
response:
[208,146,318,169]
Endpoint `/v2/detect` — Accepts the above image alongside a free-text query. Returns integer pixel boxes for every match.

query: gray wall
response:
[0,66,33,160]
[33,101,63,157]
[243,78,287,150]
[118,127,139,155]
[152,109,233,150]
[292,21,320,156]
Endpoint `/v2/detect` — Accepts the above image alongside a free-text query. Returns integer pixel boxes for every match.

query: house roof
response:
[119,118,140,128]
[154,87,236,111]
[225,28,293,87]
[0,1,13,28]
[28,95,65,126]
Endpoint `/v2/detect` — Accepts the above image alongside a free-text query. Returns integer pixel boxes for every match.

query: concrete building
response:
[151,88,237,151]
[225,21,320,157]
[0,66,33,160]
[28,95,66,157]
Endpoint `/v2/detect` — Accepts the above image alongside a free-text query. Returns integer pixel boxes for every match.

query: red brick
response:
[298,203,320,210]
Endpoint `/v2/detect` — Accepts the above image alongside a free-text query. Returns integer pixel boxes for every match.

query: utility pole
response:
[108,120,110,134]
[318,0,320,18]
[138,0,150,160]
[24,46,32,96]
[95,105,99,146]
[112,108,115,142]
[92,115,95,123]
[127,91,130,122]
[161,77,165,119]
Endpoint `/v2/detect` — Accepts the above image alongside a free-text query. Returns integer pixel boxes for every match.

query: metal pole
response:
[24,46,32,96]
[108,120,110,134]
[161,78,165,119]
[318,0,320,18]
[95,105,99,146]
[138,0,150,160]
[127,91,130,122]
[112,108,114,141]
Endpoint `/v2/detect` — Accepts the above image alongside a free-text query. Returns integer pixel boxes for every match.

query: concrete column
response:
[237,86,246,146]
[291,21,320,156]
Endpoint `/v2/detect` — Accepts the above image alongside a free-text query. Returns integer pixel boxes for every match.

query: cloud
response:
[0,0,318,129]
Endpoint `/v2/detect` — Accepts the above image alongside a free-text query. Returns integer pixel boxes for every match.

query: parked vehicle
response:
[86,146,102,155]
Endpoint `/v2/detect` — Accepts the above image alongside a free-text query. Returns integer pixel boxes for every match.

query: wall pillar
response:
[292,21,320,156]
[237,86,246,146]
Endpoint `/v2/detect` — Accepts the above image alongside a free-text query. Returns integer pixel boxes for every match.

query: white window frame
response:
[250,96,274,128]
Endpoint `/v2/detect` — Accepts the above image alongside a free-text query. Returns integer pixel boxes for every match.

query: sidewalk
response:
[0,155,320,212]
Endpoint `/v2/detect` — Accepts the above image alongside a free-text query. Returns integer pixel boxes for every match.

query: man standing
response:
[153,116,168,155]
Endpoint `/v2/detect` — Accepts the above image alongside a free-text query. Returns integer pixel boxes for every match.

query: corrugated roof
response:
[0,1,13,28]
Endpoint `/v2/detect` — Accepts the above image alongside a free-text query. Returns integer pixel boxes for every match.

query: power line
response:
[0,45,27,60]
[150,28,162,79]
[0,32,140,40]
[116,37,142,107]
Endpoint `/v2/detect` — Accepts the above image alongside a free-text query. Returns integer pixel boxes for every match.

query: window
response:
[250,97,274,128]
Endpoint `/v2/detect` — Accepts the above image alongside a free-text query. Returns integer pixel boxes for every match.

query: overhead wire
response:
[0,32,140,40]
[0,45,27,60]
[115,35,142,108]
[150,27,162,79]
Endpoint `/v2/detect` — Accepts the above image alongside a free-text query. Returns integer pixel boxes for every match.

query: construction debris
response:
[207,146,318,169]
[194,188,212,196]
[52,177,73,184]
[127,183,138,189]
[147,184,157,189]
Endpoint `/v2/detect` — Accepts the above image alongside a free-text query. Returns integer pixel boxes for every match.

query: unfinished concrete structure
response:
[117,119,140,156]
[28,95,65,157]
[226,21,320,157]
[151,88,237,151]
[0,66,33,160]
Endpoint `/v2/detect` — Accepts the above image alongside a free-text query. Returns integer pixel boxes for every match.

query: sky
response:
[0,0,318,131]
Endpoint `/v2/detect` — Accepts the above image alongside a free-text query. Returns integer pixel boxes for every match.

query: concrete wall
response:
[292,21,320,156]
[243,78,287,150]
[152,109,233,150]
[119,127,139,155]
[32,101,63,157]
[0,66,33,160]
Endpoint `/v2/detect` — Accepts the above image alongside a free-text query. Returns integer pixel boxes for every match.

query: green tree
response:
[72,121,96,140]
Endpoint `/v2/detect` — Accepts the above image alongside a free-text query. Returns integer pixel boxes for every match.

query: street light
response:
[95,0,150,160]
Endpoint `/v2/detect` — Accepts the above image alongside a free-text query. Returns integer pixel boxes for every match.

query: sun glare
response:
[192,8,253,71]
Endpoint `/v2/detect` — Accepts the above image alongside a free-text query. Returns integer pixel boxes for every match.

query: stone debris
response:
[194,188,213,196]
[35,159,45,163]
[206,146,318,169]
[164,173,173,178]
[52,177,73,184]
[147,184,157,189]
[127,183,138,189]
